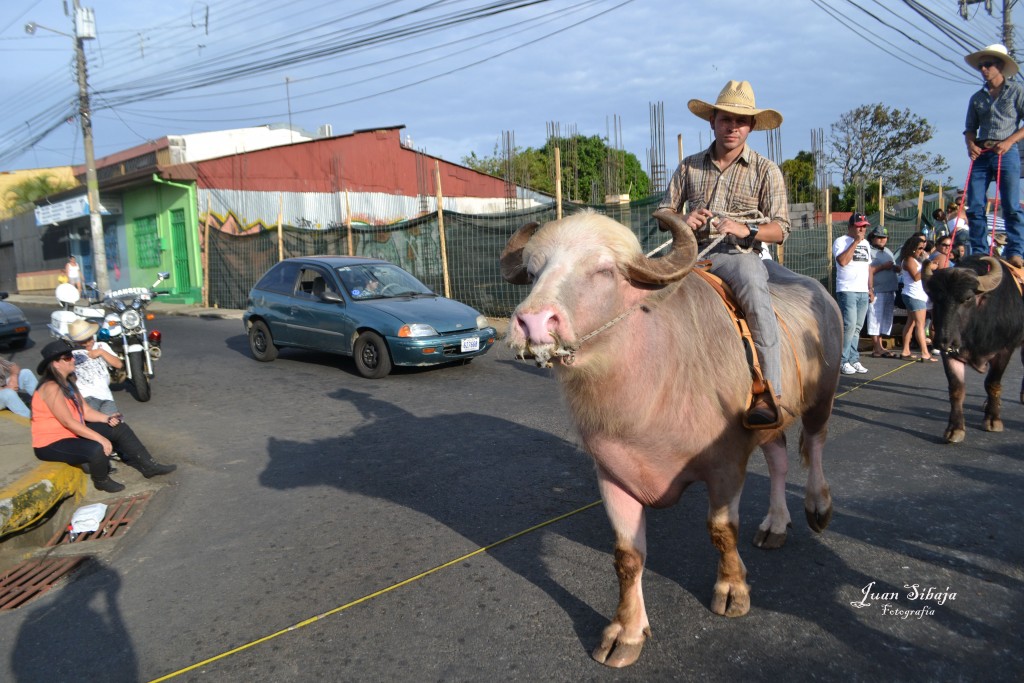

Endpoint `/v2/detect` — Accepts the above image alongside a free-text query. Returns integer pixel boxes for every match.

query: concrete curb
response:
[0,413,86,539]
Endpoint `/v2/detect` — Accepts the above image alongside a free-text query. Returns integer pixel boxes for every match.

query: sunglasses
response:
[938,243,952,248]
[979,60,1002,69]
[56,353,75,362]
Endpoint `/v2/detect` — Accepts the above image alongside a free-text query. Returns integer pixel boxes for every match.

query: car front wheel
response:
[353,331,392,378]
[249,320,278,361]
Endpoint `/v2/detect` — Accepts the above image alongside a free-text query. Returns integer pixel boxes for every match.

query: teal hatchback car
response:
[243,257,497,378]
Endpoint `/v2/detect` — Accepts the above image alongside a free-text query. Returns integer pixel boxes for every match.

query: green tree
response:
[780,151,816,204]
[828,104,947,198]
[462,134,651,201]
[3,172,78,216]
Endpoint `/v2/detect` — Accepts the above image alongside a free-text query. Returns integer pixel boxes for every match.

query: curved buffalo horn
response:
[976,256,1003,293]
[500,221,540,284]
[623,208,699,285]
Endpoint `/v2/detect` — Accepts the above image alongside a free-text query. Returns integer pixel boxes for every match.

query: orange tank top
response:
[31,389,82,448]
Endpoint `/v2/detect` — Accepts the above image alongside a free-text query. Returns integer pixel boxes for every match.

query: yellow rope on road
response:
[150,360,916,681]
[148,499,604,682]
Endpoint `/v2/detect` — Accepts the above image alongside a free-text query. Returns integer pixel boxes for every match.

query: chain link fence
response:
[206,196,944,317]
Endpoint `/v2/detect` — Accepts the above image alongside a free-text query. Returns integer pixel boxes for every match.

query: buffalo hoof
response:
[592,624,650,668]
[983,417,1004,432]
[711,579,750,617]
[753,527,788,549]
[804,503,833,533]
[944,428,966,444]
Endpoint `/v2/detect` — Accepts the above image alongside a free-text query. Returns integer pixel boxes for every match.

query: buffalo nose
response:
[515,310,559,343]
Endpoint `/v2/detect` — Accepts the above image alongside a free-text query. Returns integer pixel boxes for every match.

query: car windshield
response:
[336,264,435,300]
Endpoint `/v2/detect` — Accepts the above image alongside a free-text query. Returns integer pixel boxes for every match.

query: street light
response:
[24,4,109,293]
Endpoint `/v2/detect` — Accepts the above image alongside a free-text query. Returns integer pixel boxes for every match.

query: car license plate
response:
[461,337,480,352]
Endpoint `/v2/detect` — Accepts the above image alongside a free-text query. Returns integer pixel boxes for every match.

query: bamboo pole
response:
[202,197,211,308]
[276,193,284,262]
[435,162,451,298]
[554,146,562,220]
[677,134,683,164]
[915,178,924,231]
[938,182,944,211]
[345,191,353,256]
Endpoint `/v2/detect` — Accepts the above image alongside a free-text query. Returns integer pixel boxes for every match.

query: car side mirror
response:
[320,290,344,304]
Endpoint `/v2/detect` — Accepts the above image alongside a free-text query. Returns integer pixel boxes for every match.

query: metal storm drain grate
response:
[0,556,89,611]
[46,492,153,546]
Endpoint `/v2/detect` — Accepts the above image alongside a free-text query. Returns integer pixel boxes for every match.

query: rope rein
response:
[560,215,751,365]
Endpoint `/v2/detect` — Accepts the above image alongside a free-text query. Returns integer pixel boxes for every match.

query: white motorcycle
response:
[50,272,170,402]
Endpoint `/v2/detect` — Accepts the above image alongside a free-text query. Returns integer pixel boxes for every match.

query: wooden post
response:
[202,197,211,308]
[434,162,451,298]
[825,175,833,283]
[276,193,284,262]
[345,191,353,256]
[915,178,924,231]
[677,134,683,164]
[878,177,885,227]
[554,146,562,220]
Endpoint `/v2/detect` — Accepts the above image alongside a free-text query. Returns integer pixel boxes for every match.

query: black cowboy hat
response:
[37,339,75,375]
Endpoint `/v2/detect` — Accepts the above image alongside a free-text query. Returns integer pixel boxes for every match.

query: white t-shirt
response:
[833,235,871,293]
[73,342,115,402]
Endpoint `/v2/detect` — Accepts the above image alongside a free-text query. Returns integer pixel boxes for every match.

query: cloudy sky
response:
[0,0,1008,192]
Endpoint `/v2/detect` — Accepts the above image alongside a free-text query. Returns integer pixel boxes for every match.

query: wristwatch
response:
[744,222,760,247]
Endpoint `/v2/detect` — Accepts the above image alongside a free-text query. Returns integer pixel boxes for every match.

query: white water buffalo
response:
[501,208,842,667]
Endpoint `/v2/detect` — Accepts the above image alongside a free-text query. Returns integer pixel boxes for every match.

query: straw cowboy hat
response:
[687,80,783,131]
[965,44,1019,78]
[67,318,100,342]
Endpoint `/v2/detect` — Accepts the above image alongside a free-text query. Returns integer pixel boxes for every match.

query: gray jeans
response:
[705,248,781,396]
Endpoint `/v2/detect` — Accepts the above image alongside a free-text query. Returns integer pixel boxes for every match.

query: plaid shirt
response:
[965,79,1024,142]
[659,143,790,242]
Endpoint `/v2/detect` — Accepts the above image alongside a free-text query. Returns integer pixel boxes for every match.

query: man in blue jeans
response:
[833,213,872,375]
[964,43,1024,267]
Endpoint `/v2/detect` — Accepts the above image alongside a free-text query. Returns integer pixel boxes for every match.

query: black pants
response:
[34,421,153,482]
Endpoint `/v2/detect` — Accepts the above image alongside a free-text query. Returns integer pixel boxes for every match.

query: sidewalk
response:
[0,293,243,541]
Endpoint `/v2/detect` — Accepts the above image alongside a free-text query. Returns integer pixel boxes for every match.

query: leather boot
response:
[94,477,125,493]
[137,456,177,479]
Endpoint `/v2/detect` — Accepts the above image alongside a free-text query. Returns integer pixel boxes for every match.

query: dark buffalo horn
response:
[500,222,540,284]
[623,208,699,285]
[976,256,1003,293]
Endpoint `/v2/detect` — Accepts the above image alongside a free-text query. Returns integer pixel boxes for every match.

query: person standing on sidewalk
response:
[866,226,898,359]
[963,43,1024,267]
[833,213,873,375]
[31,340,175,493]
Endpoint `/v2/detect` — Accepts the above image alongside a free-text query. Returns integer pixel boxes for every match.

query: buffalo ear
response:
[975,256,1003,293]
[500,222,540,284]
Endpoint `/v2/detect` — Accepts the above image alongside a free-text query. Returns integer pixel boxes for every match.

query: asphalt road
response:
[1,304,1022,682]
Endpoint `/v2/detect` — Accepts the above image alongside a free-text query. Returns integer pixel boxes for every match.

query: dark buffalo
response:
[924,255,1024,443]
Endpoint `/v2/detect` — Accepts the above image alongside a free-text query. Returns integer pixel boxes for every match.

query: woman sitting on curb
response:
[31,340,175,493]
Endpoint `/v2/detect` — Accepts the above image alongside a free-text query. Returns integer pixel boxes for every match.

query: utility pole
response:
[72,0,109,292]
[960,1,1014,55]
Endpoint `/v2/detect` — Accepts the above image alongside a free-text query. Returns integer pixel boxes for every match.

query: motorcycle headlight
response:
[121,309,142,330]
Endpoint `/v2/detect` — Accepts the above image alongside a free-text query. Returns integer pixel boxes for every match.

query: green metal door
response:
[169,209,192,295]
